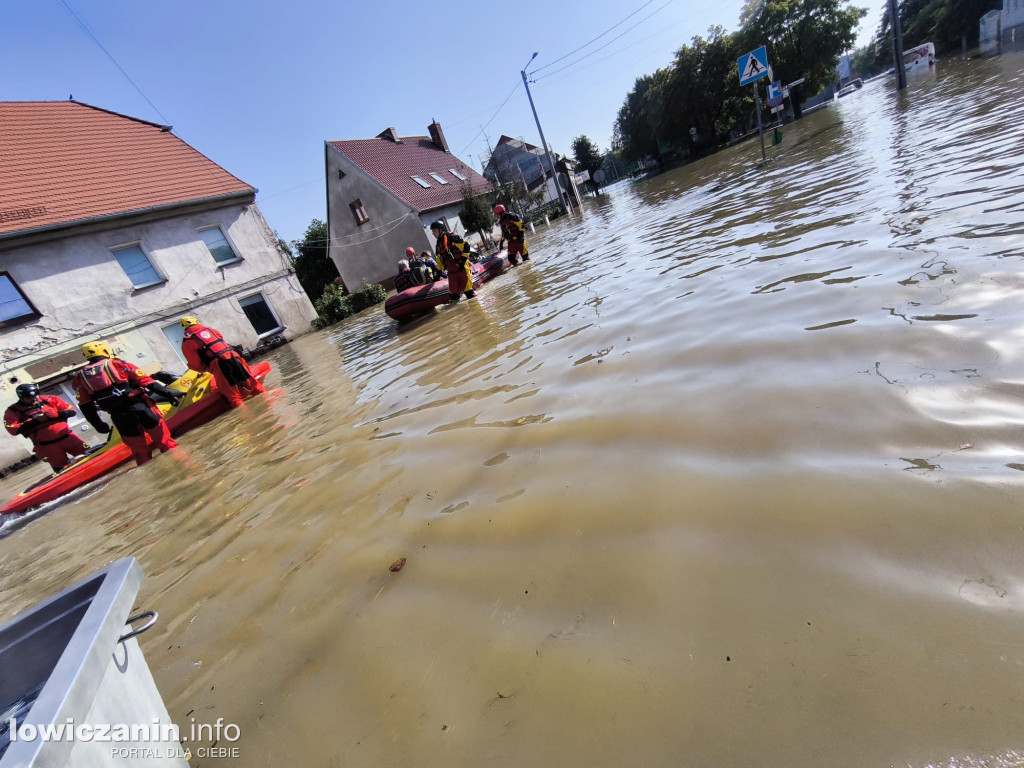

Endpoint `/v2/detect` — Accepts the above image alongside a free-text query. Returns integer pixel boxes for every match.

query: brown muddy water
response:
[3,53,1024,768]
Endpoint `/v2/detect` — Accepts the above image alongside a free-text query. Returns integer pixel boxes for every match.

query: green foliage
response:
[869,0,999,56]
[274,230,293,258]
[571,135,604,193]
[613,0,867,163]
[457,185,494,243]
[311,281,387,329]
[291,218,340,304]
[849,41,886,78]
[742,0,865,95]
[613,71,667,162]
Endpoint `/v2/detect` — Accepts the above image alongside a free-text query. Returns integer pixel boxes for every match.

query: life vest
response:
[185,326,235,364]
[409,261,433,284]
[436,233,470,270]
[5,397,72,443]
[77,359,129,394]
[500,213,526,243]
[75,358,147,411]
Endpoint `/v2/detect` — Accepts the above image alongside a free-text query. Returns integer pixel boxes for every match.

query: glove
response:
[94,422,111,434]
[30,412,49,423]
[148,382,182,406]
[58,409,76,419]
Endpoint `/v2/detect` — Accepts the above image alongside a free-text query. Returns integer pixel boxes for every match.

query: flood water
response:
[3,52,1024,767]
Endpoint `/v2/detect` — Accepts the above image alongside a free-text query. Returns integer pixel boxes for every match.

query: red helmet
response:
[405,247,416,257]
[493,204,506,217]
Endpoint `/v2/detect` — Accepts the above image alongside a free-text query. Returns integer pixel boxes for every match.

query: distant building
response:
[980,0,1024,53]
[325,122,492,291]
[482,135,582,213]
[0,100,316,471]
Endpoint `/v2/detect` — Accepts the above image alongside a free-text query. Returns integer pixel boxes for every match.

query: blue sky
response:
[1,0,881,245]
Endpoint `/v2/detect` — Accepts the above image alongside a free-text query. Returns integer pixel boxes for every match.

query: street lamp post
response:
[521,52,562,213]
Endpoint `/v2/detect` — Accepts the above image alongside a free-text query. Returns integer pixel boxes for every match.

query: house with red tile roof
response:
[0,100,315,472]
[325,122,494,290]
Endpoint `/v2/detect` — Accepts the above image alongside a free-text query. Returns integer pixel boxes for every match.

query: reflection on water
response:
[2,54,1024,768]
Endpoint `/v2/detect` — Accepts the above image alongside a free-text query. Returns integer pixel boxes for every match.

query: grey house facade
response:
[325,123,492,290]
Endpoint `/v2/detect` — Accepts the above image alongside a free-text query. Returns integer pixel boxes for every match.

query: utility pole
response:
[521,52,562,213]
[888,0,907,91]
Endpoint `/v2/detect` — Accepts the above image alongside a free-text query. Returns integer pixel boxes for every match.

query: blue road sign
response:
[767,81,783,108]
[738,46,769,86]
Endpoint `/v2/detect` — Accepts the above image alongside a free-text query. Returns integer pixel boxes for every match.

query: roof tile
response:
[327,134,490,212]
[0,101,254,236]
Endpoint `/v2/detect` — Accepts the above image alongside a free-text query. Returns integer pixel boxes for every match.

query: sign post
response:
[738,45,770,162]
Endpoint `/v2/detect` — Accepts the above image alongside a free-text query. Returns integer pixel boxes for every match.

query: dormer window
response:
[411,176,432,188]
[448,168,466,181]
[428,172,449,185]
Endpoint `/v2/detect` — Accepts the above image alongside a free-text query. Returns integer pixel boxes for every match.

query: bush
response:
[312,281,387,329]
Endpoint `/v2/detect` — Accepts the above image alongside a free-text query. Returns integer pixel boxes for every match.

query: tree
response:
[274,230,293,259]
[669,27,749,144]
[571,135,604,193]
[458,184,495,246]
[291,218,340,303]
[742,0,866,105]
[613,71,669,163]
[869,0,999,56]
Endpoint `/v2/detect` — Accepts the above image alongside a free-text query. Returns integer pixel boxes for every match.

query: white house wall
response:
[1003,0,1024,41]
[0,202,316,469]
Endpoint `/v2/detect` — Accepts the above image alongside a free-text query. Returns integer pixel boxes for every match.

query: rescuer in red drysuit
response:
[430,221,475,303]
[494,204,530,266]
[179,317,264,408]
[71,341,180,466]
[4,383,89,472]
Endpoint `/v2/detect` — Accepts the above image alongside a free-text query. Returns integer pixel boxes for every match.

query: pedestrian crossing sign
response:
[738,46,769,86]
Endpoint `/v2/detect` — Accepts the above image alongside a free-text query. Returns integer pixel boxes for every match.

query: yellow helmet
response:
[180,316,199,330]
[82,340,112,359]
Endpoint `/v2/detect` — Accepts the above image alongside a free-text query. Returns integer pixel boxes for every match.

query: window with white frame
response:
[428,172,449,185]
[411,175,432,188]
[0,272,40,328]
[199,226,241,265]
[238,293,282,337]
[110,243,163,288]
[448,168,467,180]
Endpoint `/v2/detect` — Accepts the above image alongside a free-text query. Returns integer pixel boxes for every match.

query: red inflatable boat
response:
[384,254,511,321]
[1,361,272,515]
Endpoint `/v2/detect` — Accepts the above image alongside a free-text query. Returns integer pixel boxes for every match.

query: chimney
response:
[428,121,449,152]
[376,127,401,143]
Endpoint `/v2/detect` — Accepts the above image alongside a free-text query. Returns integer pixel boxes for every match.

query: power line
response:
[57,0,172,126]
[529,10,703,88]
[259,176,323,201]
[530,0,662,74]
[532,0,678,82]
[457,80,522,157]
